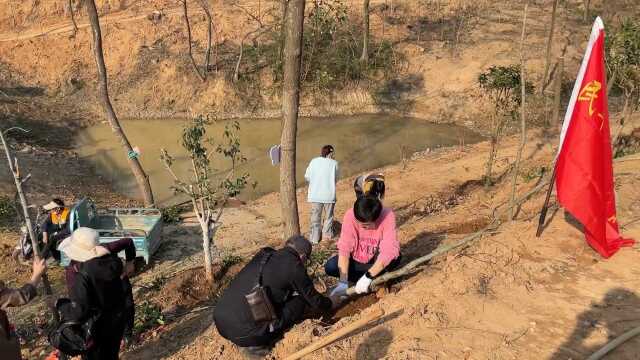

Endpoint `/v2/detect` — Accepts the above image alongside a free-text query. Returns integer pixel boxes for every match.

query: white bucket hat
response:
[43,201,63,211]
[58,227,109,262]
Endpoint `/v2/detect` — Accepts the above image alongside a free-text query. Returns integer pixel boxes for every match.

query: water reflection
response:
[75,115,484,205]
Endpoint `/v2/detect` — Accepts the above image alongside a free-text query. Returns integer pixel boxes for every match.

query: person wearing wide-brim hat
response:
[60,226,138,349]
[57,227,129,360]
[42,198,71,262]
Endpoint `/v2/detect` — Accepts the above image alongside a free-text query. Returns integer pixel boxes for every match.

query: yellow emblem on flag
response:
[578,80,602,117]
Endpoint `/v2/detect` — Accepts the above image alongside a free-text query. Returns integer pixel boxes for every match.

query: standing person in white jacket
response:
[305,145,339,244]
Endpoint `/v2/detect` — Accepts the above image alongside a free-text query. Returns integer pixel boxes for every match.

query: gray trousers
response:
[309,202,335,244]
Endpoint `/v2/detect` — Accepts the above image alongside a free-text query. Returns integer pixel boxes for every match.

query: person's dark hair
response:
[369,180,385,199]
[285,235,312,259]
[321,145,334,157]
[353,196,383,223]
[52,198,65,207]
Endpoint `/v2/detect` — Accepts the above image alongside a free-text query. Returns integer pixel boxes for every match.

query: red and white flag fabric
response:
[554,17,634,258]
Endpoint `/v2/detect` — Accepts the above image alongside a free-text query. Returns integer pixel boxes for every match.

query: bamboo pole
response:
[536,166,557,237]
[284,308,385,360]
[1,128,53,296]
[586,325,640,360]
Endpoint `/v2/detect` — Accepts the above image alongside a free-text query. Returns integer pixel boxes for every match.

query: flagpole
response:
[536,164,557,237]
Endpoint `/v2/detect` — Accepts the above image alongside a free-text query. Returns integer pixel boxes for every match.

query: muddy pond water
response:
[75,115,484,205]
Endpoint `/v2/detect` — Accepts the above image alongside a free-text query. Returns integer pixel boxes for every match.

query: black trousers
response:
[42,231,69,261]
[232,296,306,348]
[122,278,134,338]
[324,254,402,283]
[82,312,125,360]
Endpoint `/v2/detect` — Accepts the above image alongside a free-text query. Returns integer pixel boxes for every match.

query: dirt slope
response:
[2,1,640,359]
[106,121,640,360]
[2,0,626,127]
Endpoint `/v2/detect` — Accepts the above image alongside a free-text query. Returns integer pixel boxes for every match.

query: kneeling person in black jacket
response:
[214,236,335,358]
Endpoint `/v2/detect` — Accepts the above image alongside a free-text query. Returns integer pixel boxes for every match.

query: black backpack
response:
[48,269,101,356]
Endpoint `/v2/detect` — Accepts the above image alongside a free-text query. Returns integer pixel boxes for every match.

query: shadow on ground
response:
[550,288,640,360]
[355,327,394,360]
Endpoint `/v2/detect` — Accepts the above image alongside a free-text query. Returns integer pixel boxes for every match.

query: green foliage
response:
[308,247,332,270]
[221,252,243,268]
[237,0,401,92]
[606,19,640,103]
[161,205,183,224]
[307,248,333,274]
[133,301,165,336]
[302,1,399,91]
[521,166,546,183]
[478,65,534,117]
[614,133,640,158]
[0,195,16,229]
[161,116,251,203]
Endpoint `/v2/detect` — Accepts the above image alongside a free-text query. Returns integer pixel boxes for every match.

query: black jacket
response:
[214,247,331,341]
[69,254,126,322]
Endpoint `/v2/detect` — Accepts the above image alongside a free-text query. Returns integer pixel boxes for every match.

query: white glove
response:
[355,273,373,294]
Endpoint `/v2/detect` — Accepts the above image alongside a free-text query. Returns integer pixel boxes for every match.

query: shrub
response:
[0,195,16,229]
[235,0,402,92]
[133,301,165,337]
[221,252,243,268]
[161,205,183,224]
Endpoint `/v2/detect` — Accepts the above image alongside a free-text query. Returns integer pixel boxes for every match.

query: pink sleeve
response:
[377,209,400,266]
[337,209,357,258]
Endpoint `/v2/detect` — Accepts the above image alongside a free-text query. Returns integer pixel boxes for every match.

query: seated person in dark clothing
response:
[214,236,337,359]
[325,196,401,296]
[58,227,130,360]
[42,198,71,262]
[64,237,137,347]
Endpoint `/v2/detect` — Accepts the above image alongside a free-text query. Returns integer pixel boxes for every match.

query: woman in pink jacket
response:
[324,196,401,295]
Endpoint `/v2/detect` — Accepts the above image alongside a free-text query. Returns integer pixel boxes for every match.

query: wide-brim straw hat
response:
[58,227,109,262]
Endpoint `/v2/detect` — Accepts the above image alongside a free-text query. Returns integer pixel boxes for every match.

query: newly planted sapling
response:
[160,117,252,283]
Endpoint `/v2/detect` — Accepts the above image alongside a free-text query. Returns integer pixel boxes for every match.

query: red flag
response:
[555,17,634,258]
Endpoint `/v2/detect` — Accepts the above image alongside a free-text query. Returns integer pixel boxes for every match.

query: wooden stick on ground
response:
[586,324,640,360]
[284,307,385,360]
[345,178,550,296]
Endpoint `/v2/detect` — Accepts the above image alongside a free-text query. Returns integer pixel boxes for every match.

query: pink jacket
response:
[338,207,400,266]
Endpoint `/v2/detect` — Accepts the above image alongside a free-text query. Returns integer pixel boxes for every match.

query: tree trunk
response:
[583,0,590,23]
[541,0,558,94]
[280,0,305,239]
[68,0,78,36]
[181,0,206,82]
[201,219,213,281]
[484,132,498,188]
[612,94,631,149]
[360,0,370,63]
[197,0,214,74]
[509,3,528,221]
[85,0,155,207]
[607,72,616,94]
[278,0,289,66]
[1,130,55,308]
[552,55,564,128]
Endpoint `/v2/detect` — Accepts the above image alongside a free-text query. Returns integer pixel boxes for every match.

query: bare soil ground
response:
[2,120,639,360]
[112,125,640,360]
[1,1,640,359]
